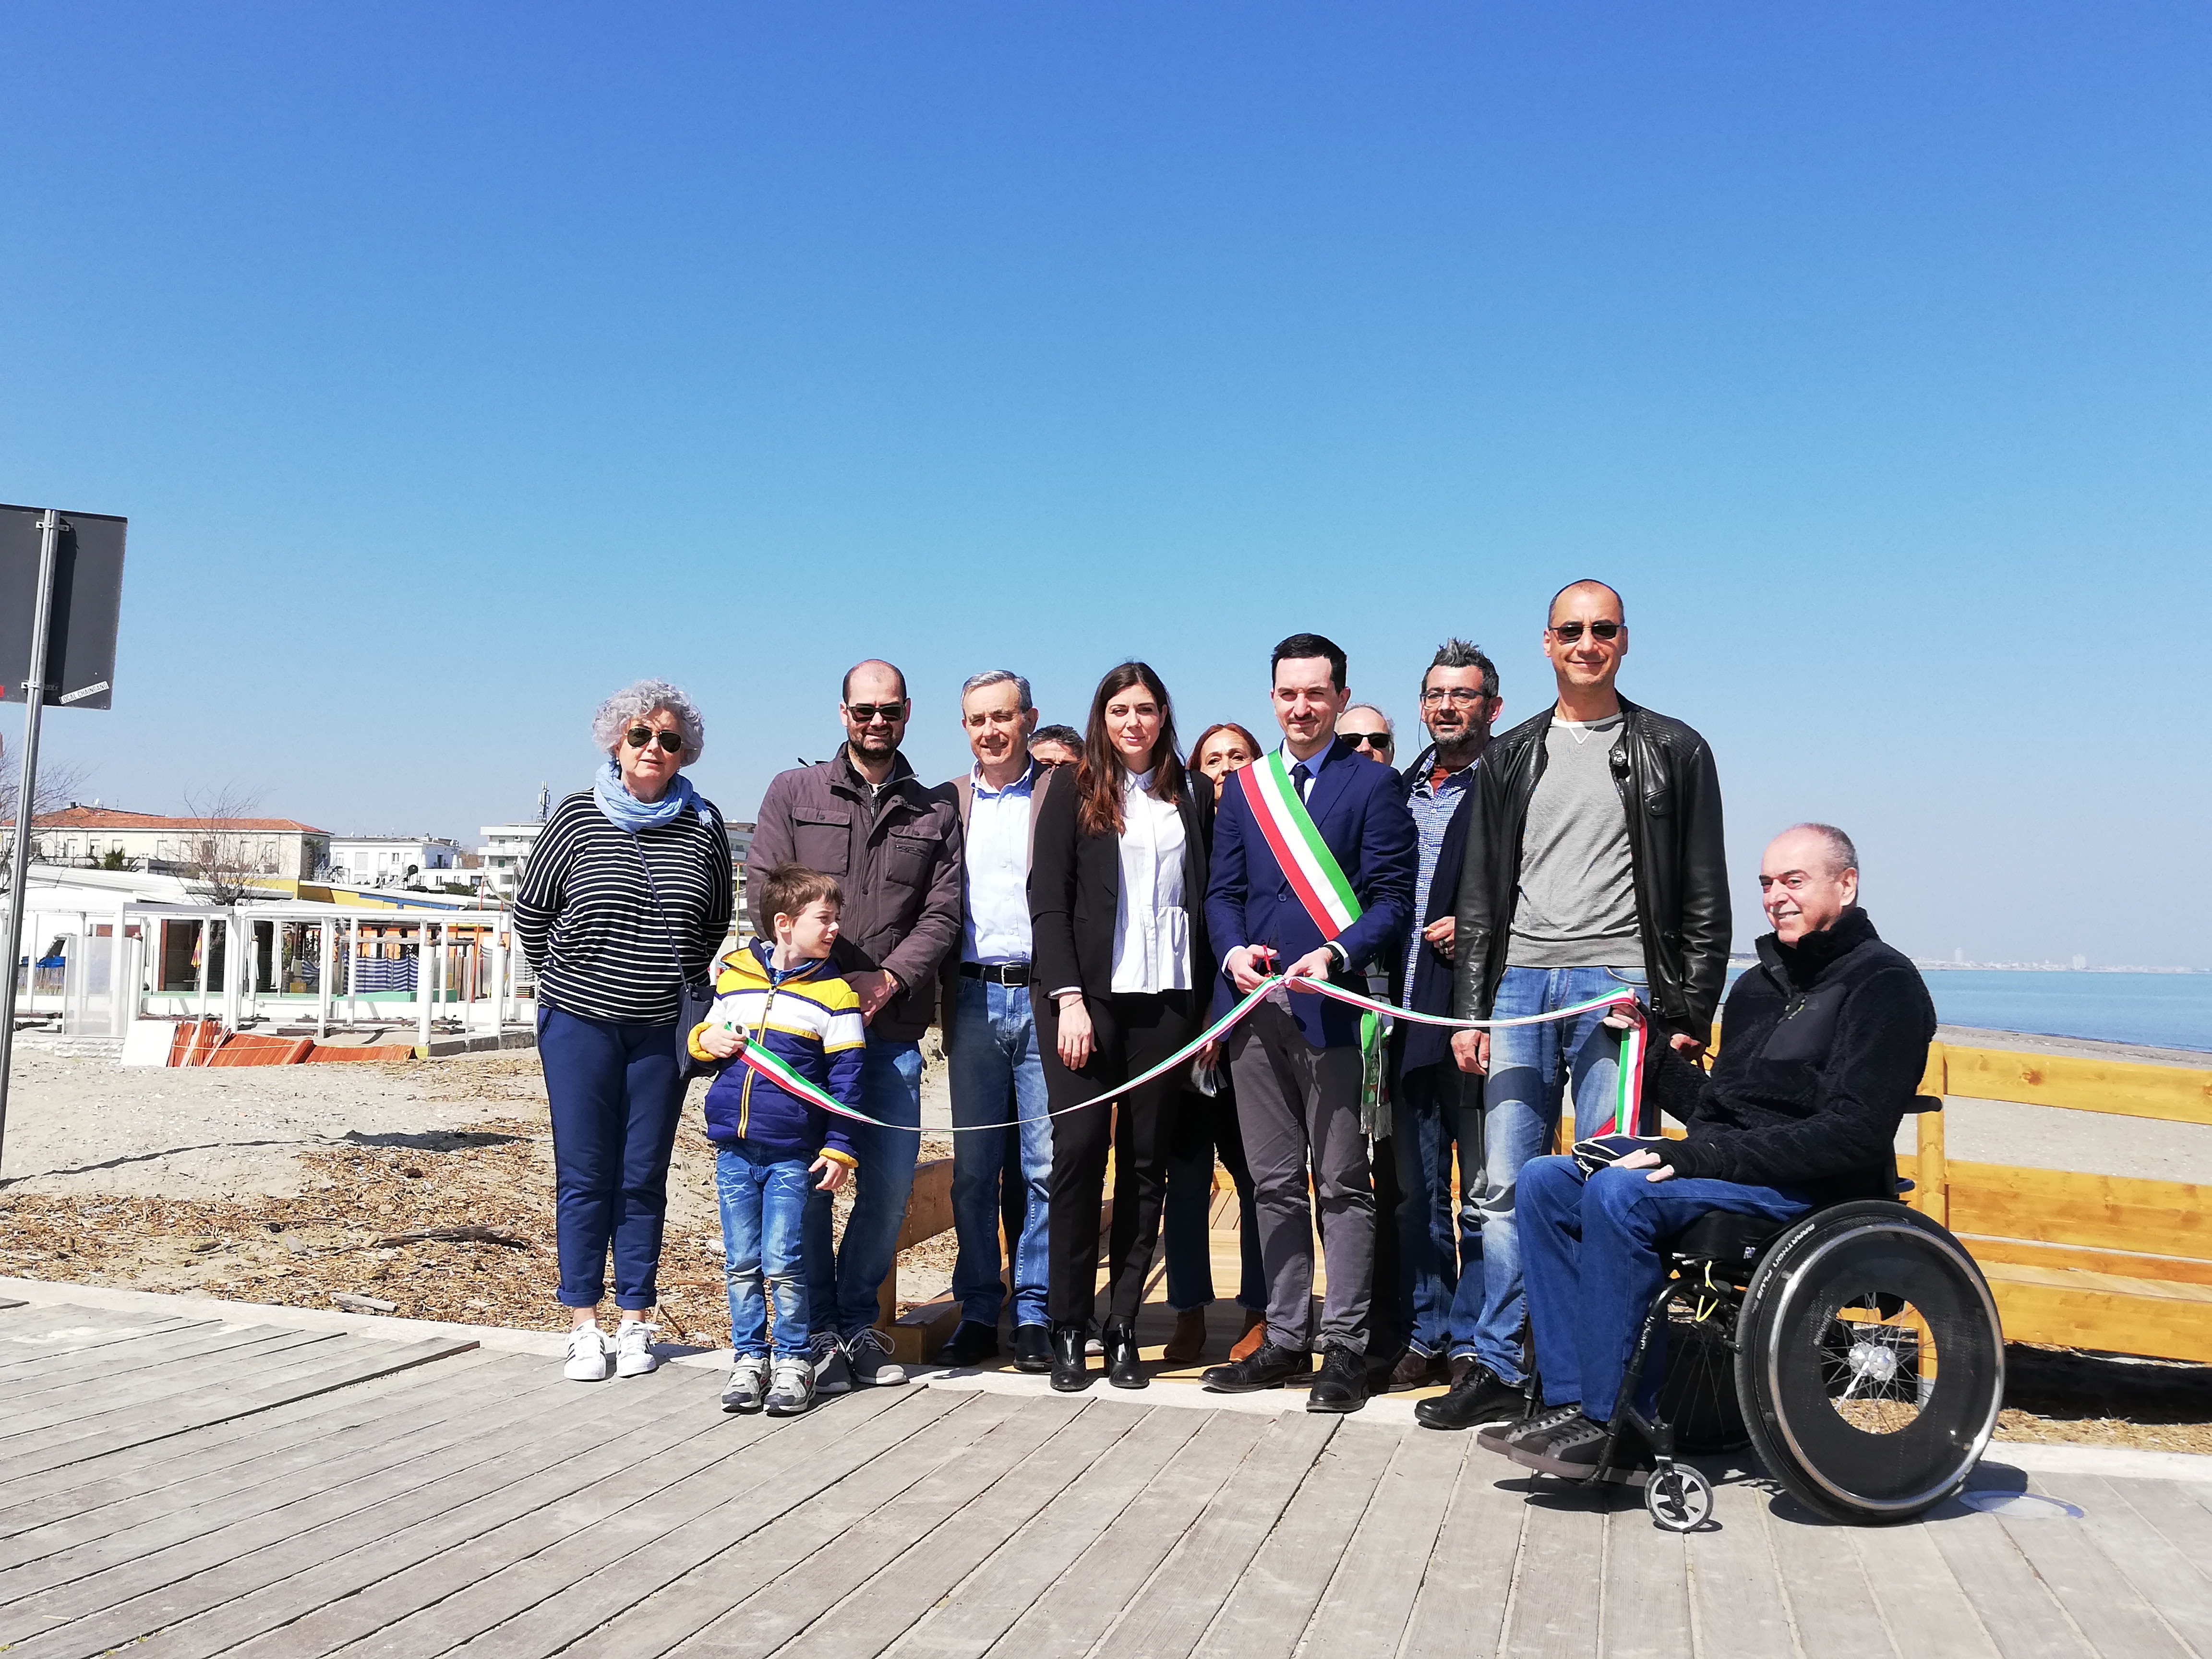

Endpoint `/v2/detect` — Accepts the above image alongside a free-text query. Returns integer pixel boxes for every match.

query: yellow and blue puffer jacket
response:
[687,940,863,1167]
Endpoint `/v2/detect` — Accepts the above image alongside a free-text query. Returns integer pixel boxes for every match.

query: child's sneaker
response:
[721,1354,769,1413]
[614,1320,660,1378]
[846,1326,907,1387]
[563,1322,612,1382]
[809,1330,852,1396]
[765,1355,815,1416]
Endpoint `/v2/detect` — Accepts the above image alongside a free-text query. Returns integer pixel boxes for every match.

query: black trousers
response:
[1039,989,1197,1328]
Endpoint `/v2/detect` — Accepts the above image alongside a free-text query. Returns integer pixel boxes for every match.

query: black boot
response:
[1201,1341,1313,1393]
[1050,1322,1091,1393]
[1103,1321,1146,1390]
[1308,1344,1370,1414]
[1012,1323,1053,1374]
[1413,1361,1528,1432]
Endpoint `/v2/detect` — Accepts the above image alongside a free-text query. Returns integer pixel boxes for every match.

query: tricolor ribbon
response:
[722,973,1650,1138]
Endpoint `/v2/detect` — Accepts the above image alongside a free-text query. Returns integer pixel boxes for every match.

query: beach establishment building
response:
[326,835,464,888]
[473,822,546,898]
[0,805,330,880]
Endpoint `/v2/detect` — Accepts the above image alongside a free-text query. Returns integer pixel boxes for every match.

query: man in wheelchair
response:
[1481,822,1938,1478]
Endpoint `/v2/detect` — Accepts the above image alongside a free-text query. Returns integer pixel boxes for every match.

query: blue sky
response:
[3,5,2206,965]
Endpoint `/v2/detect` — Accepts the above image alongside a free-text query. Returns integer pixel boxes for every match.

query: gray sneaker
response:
[809,1331,852,1396]
[765,1355,815,1416]
[846,1327,907,1387]
[721,1354,768,1414]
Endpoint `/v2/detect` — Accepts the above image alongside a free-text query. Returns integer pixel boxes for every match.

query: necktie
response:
[1292,762,1312,800]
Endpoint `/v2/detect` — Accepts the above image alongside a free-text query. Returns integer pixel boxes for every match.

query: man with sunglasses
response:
[747,659,964,1392]
[1334,707,1395,767]
[1418,581,1728,1435]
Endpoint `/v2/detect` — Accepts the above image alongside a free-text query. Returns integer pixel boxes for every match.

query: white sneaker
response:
[722,1354,769,1413]
[614,1320,660,1377]
[847,1326,907,1387]
[563,1323,612,1382]
[809,1330,853,1396]
[765,1356,815,1416]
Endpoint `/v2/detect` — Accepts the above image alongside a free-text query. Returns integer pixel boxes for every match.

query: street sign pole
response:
[0,508,64,1168]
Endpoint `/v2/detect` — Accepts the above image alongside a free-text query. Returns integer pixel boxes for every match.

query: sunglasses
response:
[1550,620,1622,643]
[625,728,684,754]
[845,702,907,725]
[1343,731,1393,752]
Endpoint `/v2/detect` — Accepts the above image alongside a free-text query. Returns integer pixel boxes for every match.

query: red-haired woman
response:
[1030,662,1212,1392]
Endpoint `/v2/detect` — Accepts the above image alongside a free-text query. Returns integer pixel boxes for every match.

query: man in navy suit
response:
[1200,633,1417,1412]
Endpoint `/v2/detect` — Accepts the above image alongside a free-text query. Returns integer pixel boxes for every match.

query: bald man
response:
[1419,579,1730,1433]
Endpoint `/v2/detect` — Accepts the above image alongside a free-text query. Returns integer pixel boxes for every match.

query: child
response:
[689,865,862,1415]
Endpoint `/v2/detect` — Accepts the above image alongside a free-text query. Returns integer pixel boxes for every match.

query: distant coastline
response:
[1722,964,2212,1055]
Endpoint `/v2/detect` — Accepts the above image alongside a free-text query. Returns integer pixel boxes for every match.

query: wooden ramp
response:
[0,1299,2202,1658]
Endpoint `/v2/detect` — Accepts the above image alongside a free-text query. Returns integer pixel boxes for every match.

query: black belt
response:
[961,962,1032,986]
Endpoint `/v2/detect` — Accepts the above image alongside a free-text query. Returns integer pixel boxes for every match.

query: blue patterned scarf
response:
[592,756,698,832]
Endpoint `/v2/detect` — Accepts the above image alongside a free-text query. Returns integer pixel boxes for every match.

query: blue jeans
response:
[948,977,1053,1328]
[1466,964,1647,1381]
[1520,1154,1813,1422]
[803,1033,923,1339]
[538,1007,684,1310]
[1393,1062,1481,1357]
[717,1142,814,1359]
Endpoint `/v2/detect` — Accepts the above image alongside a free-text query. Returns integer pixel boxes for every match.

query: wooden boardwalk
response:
[0,1298,2207,1658]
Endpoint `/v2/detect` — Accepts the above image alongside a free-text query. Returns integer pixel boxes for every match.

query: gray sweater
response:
[1505,714,1644,970]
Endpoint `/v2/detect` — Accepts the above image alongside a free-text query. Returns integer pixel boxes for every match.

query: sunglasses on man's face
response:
[1343,731,1393,752]
[1549,620,1622,643]
[845,702,907,726]
[625,728,684,754]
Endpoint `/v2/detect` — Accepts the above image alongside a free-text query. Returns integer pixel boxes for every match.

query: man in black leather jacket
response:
[1483,823,1936,1476]
[1420,580,1729,1432]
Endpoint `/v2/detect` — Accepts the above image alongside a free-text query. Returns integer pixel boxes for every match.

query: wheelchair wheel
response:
[1654,1279,1748,1454]
[1645,1463,1714,1532]
[1734,1201,2004,1523]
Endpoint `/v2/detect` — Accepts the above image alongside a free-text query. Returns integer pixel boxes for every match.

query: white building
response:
[325,837,463,889]
[2,805,330,882]
[475,822,548,898]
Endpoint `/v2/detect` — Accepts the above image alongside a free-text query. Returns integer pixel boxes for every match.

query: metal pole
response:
[0,508,63,1169]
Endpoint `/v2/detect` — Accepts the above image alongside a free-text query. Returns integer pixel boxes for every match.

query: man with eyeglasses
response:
[747,658,964,1393]
[1418,581,1728,1435]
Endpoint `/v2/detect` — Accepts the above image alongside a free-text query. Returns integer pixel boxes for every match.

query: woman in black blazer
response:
[1030,661,1212,1392]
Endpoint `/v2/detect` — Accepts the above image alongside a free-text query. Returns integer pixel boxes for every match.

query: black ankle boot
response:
[1050,1322,1091,1393]
[1103,1322,1146,1390]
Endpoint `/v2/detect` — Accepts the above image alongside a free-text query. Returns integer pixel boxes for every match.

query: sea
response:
[1916,970,2212,1055]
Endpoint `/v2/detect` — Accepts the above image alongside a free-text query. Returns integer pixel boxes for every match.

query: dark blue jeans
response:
[1392,1061,1482,1357]
[803,1033,923,1339]
[539,1006,685,1310]
[1520,1154,1814,1422]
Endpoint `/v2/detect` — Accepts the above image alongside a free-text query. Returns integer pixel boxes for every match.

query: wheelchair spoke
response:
[1816,1289,1932,1433]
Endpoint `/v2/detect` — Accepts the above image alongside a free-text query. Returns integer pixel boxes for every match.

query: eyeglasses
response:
[1549,621,1622,643]
[625,728,684,754]
[1419,687,1491,708]
[1343,731,1393,752]
[845,702,907,725]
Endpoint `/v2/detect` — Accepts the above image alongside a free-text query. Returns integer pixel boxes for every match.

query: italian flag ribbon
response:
[724,972,1649,1138]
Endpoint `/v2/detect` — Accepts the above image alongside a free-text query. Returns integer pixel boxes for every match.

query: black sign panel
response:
[0,504,127,710]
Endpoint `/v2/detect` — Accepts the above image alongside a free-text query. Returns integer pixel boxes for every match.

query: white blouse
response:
[1111,770,1192,994]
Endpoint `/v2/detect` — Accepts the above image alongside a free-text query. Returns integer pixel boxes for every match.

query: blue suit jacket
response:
[1203,737,1418,1048]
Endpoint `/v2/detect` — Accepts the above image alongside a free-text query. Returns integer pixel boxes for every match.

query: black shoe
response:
[1413,1361,1528,1432]
[1307,1345,1369,1414]
[1012,1323,1053,1374]
[1476,1399,1582,1456]
[937,1320,1000,1369]
[1050,1322,1091,1393]
[1103,1322,1146,1390]
[1201,1341,1313,1393]
[1508,1412,1611,1479]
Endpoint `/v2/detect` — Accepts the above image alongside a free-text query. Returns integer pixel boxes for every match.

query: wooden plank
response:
[1948,1161,2212,1261]
[1846,1515,2000,1659]
[1681,1486,1794,1659]
[1945,1047,2212,1126]
[1962,1236,2212,1287]
[1301,1425,1462,1657]
[1091,1412,1337,1659]
[0,1321,335,1404]
[772,1400,1144,1659]
[0,1329,344,1437]
[2034,1473,2212,1656]
[1762,1500,1896,1659]
[403,1387,977,1659]
[1400,1440,1523,1659]
[1993,1486,2189,1659]
[0,1311,217,1377]
[979,1408,1270,1659]
[893,1407,1204,1659]
[1500,1479,1608,1657]
[1924,1511,2096,1659]
[1982,1268,2212,1365]
[1597,1496,1689,1659]
[896,1157,956,1250]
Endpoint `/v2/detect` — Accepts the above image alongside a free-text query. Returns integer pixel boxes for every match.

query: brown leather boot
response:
[1162,1308,1208,1364]
[1229,1308,1267,1361]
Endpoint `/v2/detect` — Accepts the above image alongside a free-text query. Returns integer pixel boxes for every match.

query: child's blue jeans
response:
[717,1141,814,1360]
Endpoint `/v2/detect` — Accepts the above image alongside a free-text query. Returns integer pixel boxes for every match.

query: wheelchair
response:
[1537,1102,2007,1532]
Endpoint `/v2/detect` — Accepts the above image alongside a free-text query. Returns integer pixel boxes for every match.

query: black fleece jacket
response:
[1642,908,1935,1202]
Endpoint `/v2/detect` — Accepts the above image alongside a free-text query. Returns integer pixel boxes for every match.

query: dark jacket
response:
[1390,746,1479,1076]
[1203,737,1417,1048]
[1030,768,1213,1005]
[746,749,963,1044]
[933,762,1063,1041]
[1451,697,1729,1037]
[1644,908,1934,1204]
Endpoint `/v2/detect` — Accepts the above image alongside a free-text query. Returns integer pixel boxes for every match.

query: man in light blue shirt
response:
[935,670,1058,1373]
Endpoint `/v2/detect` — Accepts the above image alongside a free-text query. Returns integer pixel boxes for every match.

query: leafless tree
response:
[0,738,90,894]
[179,785,276,906]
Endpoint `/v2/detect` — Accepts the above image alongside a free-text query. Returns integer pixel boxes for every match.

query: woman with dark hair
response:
[1030,661,1211,1391]
[1160,722,1270,1364]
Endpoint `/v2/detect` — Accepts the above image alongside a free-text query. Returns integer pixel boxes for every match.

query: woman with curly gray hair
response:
[516,679,733,1382]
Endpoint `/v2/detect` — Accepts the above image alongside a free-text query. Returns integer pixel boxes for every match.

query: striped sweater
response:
[513,791,733,1025]
[688,940,863,1165]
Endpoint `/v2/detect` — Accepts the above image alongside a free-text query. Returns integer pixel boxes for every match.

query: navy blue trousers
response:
[539,1006,685,1310]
